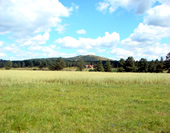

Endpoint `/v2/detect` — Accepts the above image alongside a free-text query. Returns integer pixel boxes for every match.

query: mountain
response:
[3,55,113,62]
[62,55,113,62]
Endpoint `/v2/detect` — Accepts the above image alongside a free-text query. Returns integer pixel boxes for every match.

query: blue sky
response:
[0,0,170,61]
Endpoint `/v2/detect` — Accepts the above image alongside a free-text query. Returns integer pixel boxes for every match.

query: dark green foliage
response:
[156,60,164,73]
[38,61,44,69]
[164,53,170,72]
[119,58,125,67]
[13,63,18,68]
[48,58,66,71]
[5,61,12,70]
[149,60,156,72]
[104,60,112,72]
[118,67,124,72]
[77,58,85,71]
[22,62,25,68]
[48,61,56,70]
[118,58,125,72]
[138,58,148,72]
[96,60,104,72]
[0,60,5,68]
[125,57,136,72]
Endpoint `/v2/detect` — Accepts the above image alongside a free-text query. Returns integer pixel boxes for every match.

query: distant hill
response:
[1,55,113,62]
[63,55,113,62]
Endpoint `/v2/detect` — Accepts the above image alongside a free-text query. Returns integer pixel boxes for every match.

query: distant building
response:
[85,65,94,69]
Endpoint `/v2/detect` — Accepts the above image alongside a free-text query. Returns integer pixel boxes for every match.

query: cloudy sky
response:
[0,0,170,60]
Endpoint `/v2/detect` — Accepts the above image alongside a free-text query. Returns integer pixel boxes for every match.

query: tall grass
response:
[0,70,169,132]
[0,70,169,86]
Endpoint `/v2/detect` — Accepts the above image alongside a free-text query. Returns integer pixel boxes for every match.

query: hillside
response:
[63,55,113,61]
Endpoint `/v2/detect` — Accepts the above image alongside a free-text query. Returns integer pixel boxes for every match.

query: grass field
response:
[0,70,169,132]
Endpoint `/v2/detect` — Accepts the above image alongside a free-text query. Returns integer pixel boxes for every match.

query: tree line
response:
[0,53,169,73]
[117,57,168,73]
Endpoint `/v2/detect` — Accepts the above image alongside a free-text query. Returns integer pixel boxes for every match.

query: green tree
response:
[58,58,66,70]
[22,62,25,68]
[96,60,104,72]
[48,58,66,71]
[138,58,148,72]
[5,61,12,70]
[77,58,85,71]
[48,61,56,70]
[148,60,156,72]
[118,58,125,72]
[28,60,33,67]
[156,58,164,73]
[38,61,44,69]
[0,61,4,68]
[165,52,170,73]
[125,57,136,72]
[13,63,18,68]
[104,60,112,72]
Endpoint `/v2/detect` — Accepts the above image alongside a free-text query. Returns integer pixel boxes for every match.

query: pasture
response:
[0,70,169,132]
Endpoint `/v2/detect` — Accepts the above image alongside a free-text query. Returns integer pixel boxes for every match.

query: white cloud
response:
[96,2,109,13]
[0,53,6,57]
[29,46,42,51]
[121,23,170,47]
[144,4,170,27]
[0,0,74,37]
[0,41,4,46]
[77,49,95,55]
[55,32,120,49]
[40,46,76,58]
[76,29,86,34]
[111,48,134,59]
[4,44,19,53]
[20,32,50,46]
[111,43,170,60]
[96,0,154,14]
[55,24,68,34]
[97,48,106,53]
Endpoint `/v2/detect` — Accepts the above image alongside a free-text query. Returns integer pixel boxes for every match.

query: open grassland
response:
[0,70,169,132]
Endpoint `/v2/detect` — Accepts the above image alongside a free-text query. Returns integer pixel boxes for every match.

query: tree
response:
[118,58,125,72]
[138,58,148,72]
[148,60,156,72]
[156,58,164,73]
[125,57,136,72]
[165,53,170,73]
[119,58,125,67]
[77,58,85,71]
[38,61,44,69]
[22,62,25,68]
[48,58,66,71]
[0,60,5,68]
[28,60,33,67]
[96,60,104,72]
[166,52,170,61]
[48,61,56,70]
[58,58,66,69]
[13,63,18,68]
[104,60,112,72]
[5,61,12,70]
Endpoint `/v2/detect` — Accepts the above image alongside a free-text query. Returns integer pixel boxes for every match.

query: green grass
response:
[0,70,169,132]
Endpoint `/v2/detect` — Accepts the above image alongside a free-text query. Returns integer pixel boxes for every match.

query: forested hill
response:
[0,55,118,69]
[0,55,113,63]
[63,55,113,61]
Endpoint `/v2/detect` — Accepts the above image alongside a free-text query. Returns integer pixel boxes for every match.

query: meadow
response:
[0,70,169,132]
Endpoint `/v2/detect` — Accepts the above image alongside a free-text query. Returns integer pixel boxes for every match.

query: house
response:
[85,65,94,69]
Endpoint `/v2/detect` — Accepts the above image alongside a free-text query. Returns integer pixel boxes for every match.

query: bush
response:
[89,69,95,72]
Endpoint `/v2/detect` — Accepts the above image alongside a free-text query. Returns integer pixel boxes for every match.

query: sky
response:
[0,0,170,61]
